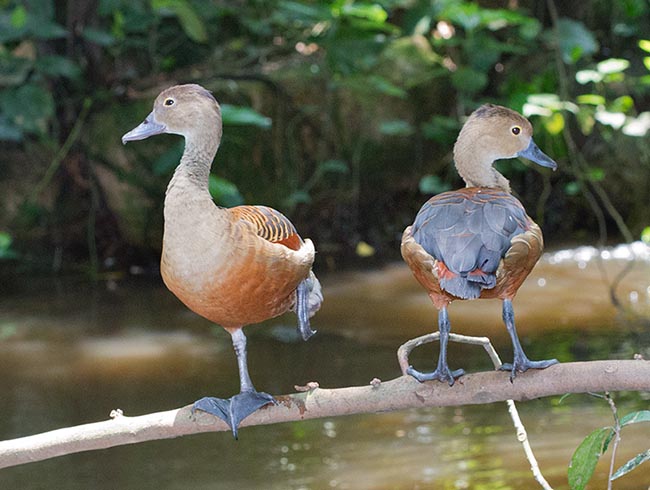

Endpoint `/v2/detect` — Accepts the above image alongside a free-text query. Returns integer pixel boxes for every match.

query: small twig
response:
[397,332,554,489]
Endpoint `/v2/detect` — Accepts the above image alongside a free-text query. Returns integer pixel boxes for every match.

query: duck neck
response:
[453,144,511,193]
[167,133,219,197]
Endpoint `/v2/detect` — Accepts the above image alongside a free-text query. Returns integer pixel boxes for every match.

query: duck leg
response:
[499,299,558,380]
[193,328,275,439]
[407,307,465,386]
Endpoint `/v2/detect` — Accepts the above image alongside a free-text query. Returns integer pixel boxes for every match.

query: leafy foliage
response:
[1,0,650,269]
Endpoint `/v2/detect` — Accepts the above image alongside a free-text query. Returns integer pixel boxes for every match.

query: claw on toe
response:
[193,391,276,439]
[500,357,559,381]
[406,365,465,386]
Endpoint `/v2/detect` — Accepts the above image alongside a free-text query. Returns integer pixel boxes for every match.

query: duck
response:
[401,104,559,385]
[122,84,322,438]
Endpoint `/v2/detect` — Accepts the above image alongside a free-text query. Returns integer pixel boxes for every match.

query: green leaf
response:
[451,67,488,95]
[369,75,407,98]
[644,57,650,71]
[0,84,55,135]
[612,449,650,480]
[0,115,22,141]
[10,5,28,28]
[35,56,82,79]
[208,175,244,208]
[317,159,348,175]
[620,410,650,427]
[577,94,605,105]
[556,18,598,64]
[379,120,413,136]
[642,227,650,244]
[151,141,184,175]
[152,0,207,43]
[419,175,451,195]
[340,3,388,23]
[639,39,650,53]
[543,112,565,135]
[586,167,605,182]
[221,104,271,128]
[82,27,117,46]
[597,58,629,74]
[568,427,613,490]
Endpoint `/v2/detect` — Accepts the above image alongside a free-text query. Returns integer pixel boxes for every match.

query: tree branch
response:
[1,360,648,469]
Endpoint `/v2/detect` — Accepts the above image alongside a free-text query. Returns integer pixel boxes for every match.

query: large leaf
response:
[612,449,650,480]
[555,18,598,64]
[0,84,55,135]
[208,175,244,208]
[221,104,271,128]
[152,0,208,43]
[35,55,82,79]
[568,426,613,490]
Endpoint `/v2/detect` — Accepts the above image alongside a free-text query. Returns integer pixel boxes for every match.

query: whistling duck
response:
[122,84,322,437]
[401,104,559,385]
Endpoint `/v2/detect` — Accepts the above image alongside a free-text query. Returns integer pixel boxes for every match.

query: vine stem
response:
[605,392,621,490]
[29,98,93,203]
[398,332,554,490]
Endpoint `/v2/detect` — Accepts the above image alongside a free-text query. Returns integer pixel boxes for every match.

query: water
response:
[1,243,649,489]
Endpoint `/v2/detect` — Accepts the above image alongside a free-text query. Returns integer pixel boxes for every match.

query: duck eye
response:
[511,126,521,135]
[164,98,175,107]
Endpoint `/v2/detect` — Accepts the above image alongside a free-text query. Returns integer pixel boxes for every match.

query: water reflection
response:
[0,242,649,489]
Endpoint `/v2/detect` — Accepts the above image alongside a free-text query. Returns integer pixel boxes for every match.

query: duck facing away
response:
[122,84,322,437]
[401,104,559,385]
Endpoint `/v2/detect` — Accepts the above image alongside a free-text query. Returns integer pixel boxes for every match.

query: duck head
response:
[122,84,222,147]
[453,104,556,192]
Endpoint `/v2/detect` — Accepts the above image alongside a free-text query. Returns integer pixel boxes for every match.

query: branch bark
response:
[1,360,649,469]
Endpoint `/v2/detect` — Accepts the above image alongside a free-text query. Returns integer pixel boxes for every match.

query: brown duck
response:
[122,84,322,437]
[401,104,559,385]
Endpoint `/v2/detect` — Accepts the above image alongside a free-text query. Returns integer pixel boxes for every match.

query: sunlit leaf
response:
[596,58,629,74]
[575,70,602,84]
[208,175,244,208]
[623,112,650,137]
[556,18,598,64]
[595,109,625,129]
[611,449,650,480]
[379,120,413,136]
[609,95,633,114]
[620,410,650,427]
[355,241,375,257]
[644,57,650,71]
[641,227,650,244]
[576,94,605,105]
[221,104,272,128]
[543,112,564,135]
[568,427,613,490]
[639,39,650,53]
[340,3,387,23]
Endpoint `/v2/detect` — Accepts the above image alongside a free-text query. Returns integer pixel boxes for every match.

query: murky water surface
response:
[1,243,649,489]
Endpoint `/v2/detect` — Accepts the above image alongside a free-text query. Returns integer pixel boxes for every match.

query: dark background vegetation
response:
[1,0,649,277]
